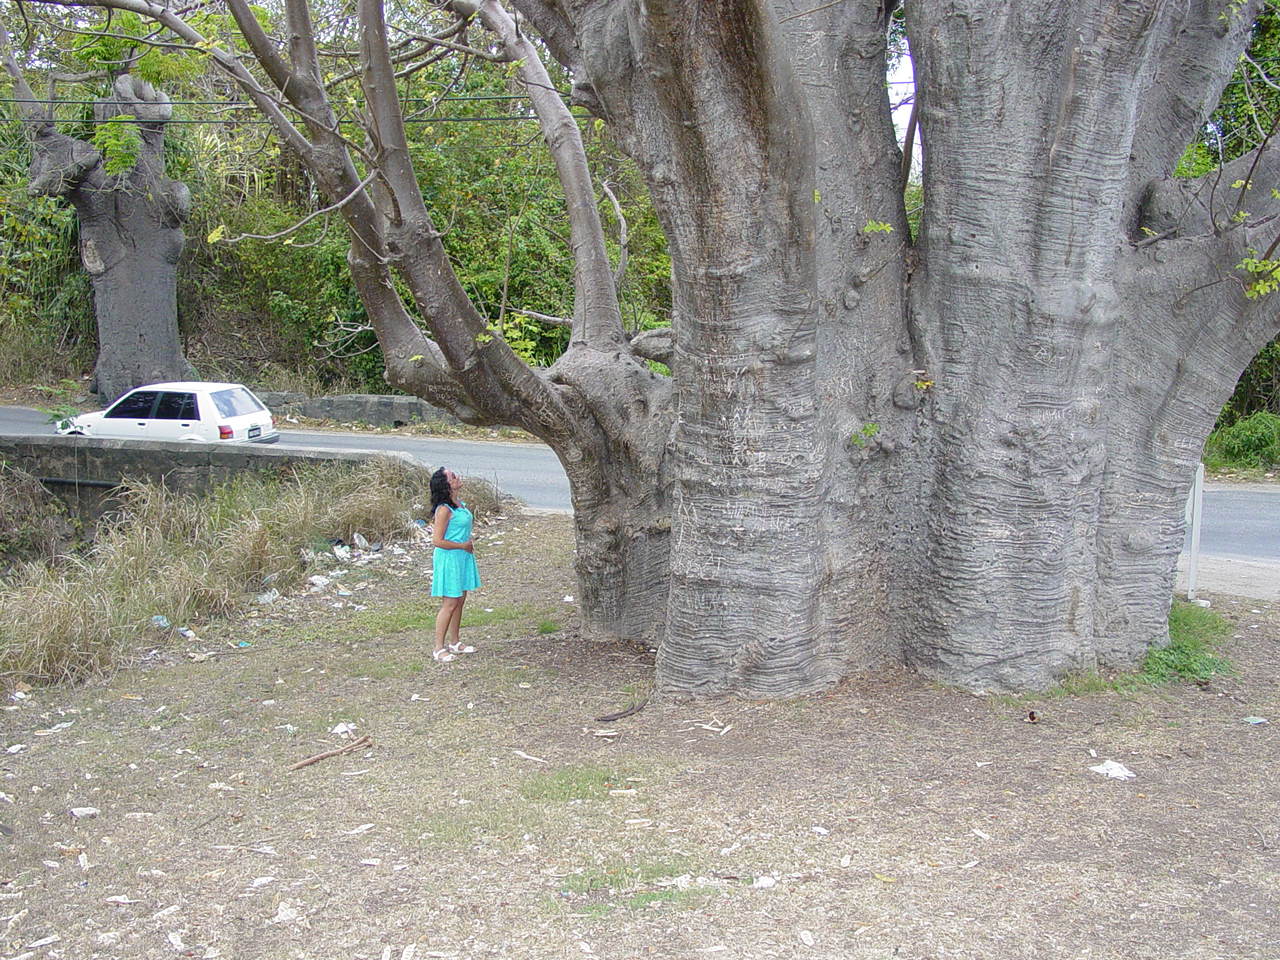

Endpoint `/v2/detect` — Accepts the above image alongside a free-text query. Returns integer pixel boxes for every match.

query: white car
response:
[56,382,279,444]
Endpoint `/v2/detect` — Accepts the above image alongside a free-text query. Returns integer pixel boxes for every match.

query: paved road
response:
[1184,485,1279,561]
[4,405,1279,558]
[276,428,570,512]
[0,405,571,512]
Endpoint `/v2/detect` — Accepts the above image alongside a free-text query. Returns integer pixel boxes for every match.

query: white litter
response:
[1089,760,1136,781]
[33,721,74,736]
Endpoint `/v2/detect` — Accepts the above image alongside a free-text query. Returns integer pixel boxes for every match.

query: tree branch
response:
[1127,0,1265,228]
[1140,139,1280,240]
[476,0,626,349]
[224,0,295,94]
[510,307,571,326]
[1,28,54,125]
[600,179,629,290]
[504,0,580,74]
[355,0,575,436]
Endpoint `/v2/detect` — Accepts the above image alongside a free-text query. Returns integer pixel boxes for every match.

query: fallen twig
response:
[289,735,372,771]
[594,697,649,723]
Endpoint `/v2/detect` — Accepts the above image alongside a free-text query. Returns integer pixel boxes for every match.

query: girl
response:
[429,467,481,662]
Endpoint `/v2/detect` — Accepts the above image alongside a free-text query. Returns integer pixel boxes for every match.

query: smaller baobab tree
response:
[1,18,195,402]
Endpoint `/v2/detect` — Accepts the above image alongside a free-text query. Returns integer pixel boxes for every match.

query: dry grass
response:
[0,457,499,686]
[0,462,76,569]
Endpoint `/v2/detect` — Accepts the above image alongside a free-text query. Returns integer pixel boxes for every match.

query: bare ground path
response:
[2,512,1278,960]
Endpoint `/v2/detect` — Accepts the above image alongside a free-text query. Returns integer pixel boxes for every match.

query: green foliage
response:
[1204,410,1280,468]
[903,182,923,241]
[1219,337,1280,423]
[863,219,894,234]
[1236,250,1280,299]
[90,115,141,175]
[71,11,203,85]
[5,18,675,391]
[0,117,96,385]
[850,422,880,448]
[1173,140,1218,178]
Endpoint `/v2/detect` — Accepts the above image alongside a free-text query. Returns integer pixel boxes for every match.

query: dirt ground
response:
[2,511,1278,960]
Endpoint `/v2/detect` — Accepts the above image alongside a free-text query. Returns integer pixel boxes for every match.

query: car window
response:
[104,390,159,419]
[154,392,199,420]
[210,387,265,418]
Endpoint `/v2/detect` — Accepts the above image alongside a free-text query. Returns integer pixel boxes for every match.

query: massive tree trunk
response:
[513,0,1280,694]
[74,0,1280,695]
[0,58,195,403]
[75,78,195,403]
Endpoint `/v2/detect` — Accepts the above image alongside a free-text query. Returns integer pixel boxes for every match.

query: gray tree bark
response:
[0,55,195,403]
[62,0,1280,695]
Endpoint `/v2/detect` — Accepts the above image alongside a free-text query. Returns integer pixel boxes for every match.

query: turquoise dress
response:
[431,502,481,597]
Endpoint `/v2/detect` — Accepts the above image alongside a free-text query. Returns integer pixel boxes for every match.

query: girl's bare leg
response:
[446,592,467,647]
[435,597,461,653]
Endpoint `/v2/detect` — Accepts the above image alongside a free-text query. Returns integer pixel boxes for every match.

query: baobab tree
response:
[2,28,196,402]
[22,0,1280,695]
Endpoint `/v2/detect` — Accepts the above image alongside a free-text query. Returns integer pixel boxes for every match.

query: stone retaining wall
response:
[255,392,458,428]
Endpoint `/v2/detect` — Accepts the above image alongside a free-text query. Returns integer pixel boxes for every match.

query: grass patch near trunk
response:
[1025,599,1236,700]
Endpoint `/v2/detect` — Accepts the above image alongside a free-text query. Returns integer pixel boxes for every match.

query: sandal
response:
[432,647,456,663]
[448,642,476,654]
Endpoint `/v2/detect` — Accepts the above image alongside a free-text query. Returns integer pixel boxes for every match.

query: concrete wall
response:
[0,434,431,521]
[255,392,459,428]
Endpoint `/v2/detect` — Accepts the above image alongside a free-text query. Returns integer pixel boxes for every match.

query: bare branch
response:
[476,0,625,348]
[284,0,321,82]
[899,95,918,190]
[628,327,673,364]
[509,307,571,327]
[600,180,629,290]
[1128,0,1264,219]
[224,0,295,94]
[216,169,379,244]
[0,28,52,126]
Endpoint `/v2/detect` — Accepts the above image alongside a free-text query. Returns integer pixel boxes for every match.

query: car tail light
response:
[218,425,234,439]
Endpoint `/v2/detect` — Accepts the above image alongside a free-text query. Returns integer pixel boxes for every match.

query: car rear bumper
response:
[249,433,280,444]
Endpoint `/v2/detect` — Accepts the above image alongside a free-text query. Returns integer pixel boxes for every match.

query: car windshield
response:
[210,387,265,418]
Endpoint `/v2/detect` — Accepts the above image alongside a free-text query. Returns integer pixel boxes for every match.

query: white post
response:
[1185,462,1205,601]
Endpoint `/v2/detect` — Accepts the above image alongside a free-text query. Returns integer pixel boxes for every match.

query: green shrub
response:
[1204,410,1280,469]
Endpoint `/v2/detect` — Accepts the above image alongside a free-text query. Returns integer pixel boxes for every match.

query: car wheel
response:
[66,430,85,436]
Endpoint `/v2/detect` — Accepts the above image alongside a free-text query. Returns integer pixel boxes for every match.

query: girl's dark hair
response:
[429,467,457,514]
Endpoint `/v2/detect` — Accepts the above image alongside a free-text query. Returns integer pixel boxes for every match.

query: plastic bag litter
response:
[1088,760,1136,781]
